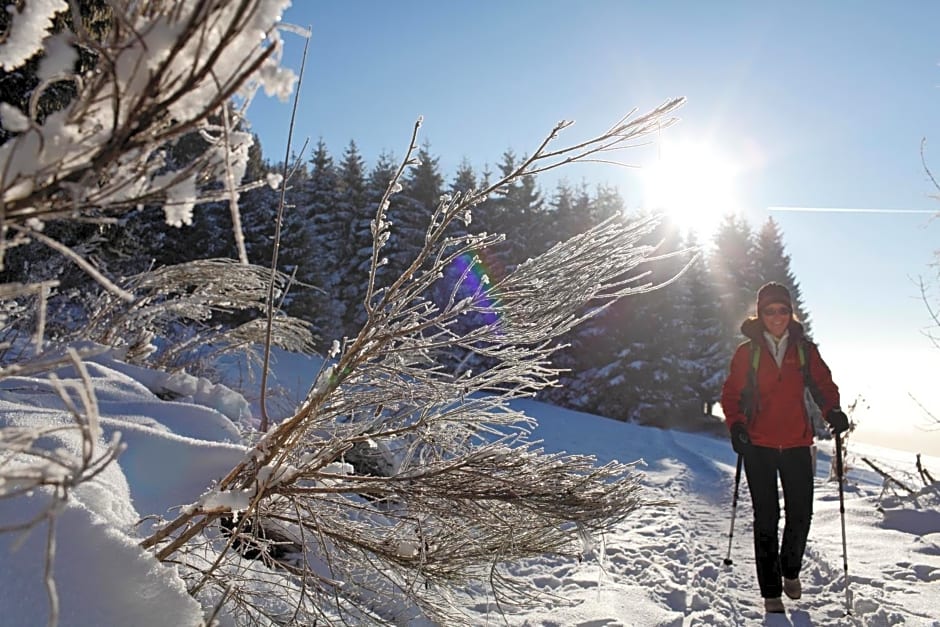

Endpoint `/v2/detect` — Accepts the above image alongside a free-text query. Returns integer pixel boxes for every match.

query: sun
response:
[641,141,739,238]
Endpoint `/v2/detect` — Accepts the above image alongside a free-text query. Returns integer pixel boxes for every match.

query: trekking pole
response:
[834,433,852,615]
[723,453,743,566]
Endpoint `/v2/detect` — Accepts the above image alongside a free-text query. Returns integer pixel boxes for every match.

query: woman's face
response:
[760,304,791,338]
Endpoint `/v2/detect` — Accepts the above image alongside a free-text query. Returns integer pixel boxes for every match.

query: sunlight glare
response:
[641,141,739,238]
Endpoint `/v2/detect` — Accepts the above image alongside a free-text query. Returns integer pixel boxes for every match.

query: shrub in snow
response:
[139,109,691,624]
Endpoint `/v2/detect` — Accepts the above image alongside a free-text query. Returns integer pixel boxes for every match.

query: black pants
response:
[743,445,814,599]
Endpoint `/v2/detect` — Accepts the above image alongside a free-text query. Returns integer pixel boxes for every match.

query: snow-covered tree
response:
[286,139,347,344]
[384,140,444,282]
[334,140,370,337]
[547,180,591,247]
[676,231,726,419]
[541,184,630,411]
[488,149,547,266]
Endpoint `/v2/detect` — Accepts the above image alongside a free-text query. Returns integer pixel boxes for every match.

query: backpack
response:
[739,338,828,436]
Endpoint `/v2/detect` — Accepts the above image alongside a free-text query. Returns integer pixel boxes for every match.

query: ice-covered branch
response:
[139,100,686,624]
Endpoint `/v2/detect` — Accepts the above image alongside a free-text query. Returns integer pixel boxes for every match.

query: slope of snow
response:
[1,351,939,626]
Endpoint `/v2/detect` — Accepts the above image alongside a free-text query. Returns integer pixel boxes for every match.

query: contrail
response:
[768,206,936,214]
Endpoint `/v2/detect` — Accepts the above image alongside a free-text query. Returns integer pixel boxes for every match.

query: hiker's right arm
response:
[720,345,749,430]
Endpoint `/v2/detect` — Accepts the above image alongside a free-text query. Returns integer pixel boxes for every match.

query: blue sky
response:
[247,1,940,454]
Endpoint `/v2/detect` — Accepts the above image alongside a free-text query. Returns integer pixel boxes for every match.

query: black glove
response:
[826,408,850,435]
[730,422,750,455]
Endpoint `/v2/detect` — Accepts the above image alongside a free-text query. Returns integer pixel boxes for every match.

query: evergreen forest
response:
[2,133,811,432]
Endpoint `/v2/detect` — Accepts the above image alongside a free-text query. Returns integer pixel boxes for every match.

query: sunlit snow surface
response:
[1,348,938,626]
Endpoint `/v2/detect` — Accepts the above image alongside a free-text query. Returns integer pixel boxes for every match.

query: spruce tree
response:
[335,141,370,338]
[676,231,726,420]
[544,183,628,409]
[754,216,812,336]
[240,140,279,267]
[547,180,592,247]
[710,213,759,354]
[450,159,477,196]
[277,159,315,318]
[487,150,546,270]
[616,216,688,426]
[290,140,344,344]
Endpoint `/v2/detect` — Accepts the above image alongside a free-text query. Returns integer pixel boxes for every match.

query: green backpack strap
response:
[739,340,761,421]
[798,340,825,408]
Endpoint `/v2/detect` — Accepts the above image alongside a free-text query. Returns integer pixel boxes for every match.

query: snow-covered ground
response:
[1,348,938,626]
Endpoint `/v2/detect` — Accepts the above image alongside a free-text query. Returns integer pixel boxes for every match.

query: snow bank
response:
[0,491,202,627]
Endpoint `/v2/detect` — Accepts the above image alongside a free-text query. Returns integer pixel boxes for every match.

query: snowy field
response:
[1,348,938,626]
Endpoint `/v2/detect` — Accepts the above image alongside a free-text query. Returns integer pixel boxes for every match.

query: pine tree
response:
[547,180,592,246]
[754,216,812,336]
[591,184,628,224]
[277,159,314,316]
[676,231,726,420]
[450,158,477,196]
[614,216,689,426]
[335,141,369,338]
[490,150,546,264]
[240,143,280,268]
[543,183,628,409]
[710,213,759,354]
[288,140,345,345]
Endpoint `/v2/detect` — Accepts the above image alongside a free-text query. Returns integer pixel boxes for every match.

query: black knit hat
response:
[757,282,792,312]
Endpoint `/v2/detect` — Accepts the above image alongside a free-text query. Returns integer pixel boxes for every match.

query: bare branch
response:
[261,29,312,433]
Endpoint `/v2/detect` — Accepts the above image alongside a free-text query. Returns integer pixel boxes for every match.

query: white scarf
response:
[763,329,789,368]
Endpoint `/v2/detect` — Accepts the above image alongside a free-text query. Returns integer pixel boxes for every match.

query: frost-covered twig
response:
[75,258,316,370]
[260,28,311,433]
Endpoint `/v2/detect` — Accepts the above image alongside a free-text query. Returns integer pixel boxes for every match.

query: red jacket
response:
[720,319,840,449]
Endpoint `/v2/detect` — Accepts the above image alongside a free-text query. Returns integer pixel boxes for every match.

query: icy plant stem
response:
[260,30,311,432]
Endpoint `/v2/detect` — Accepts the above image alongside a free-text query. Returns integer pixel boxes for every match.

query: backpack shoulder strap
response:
[798,339,826,407]
[740,340,761,421]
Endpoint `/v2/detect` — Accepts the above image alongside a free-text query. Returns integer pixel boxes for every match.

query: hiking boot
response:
[764,597,785,613]
[783,577,802,600]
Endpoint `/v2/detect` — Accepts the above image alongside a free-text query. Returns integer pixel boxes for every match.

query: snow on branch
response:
[0,0,296,280]
[76,258,316,369]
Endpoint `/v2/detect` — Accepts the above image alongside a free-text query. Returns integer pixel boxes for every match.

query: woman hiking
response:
[720,282,849,614]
